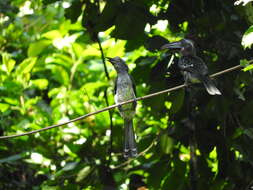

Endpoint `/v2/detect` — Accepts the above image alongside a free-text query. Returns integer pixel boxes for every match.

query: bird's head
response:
[160,39,196,56]
[106,56,129,73]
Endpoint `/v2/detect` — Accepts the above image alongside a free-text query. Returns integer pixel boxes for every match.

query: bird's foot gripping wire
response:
[132,97,137,109]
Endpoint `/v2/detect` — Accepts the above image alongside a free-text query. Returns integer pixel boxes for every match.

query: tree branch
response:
[96,36,110,80]
[0,64,247,140]
[96,34,114,164]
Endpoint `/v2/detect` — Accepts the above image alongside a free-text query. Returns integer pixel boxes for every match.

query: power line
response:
[0,64,247,140]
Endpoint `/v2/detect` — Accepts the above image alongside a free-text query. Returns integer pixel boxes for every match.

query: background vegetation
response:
[1,0,253,189]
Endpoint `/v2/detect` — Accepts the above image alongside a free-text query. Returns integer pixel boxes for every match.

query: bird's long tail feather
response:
[124,119,137,158]
[202,76,221,95]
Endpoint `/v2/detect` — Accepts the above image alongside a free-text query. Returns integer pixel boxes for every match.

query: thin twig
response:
[97,36,110,80]
[96,34,114,164]
[0,64,247,140]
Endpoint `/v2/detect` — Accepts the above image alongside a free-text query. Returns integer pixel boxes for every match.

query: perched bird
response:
[161,39,221,95]
[107,57,138,158]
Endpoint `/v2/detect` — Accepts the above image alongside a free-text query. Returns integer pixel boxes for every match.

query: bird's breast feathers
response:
[115,74,136,104]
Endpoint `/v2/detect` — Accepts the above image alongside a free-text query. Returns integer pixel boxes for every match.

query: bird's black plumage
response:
[107,56,138,158]
[161,39,221,95]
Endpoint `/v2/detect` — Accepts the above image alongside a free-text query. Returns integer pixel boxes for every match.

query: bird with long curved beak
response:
[107,56,138,158]
[161,39,221,95]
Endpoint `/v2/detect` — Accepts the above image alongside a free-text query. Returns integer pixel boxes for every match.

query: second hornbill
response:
[107,56,138,158]
[161,39,221,95]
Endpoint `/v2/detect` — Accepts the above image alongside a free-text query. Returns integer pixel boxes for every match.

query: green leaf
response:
[2,53,16,74]
[242,25,253,49]
[0,103,10,112]
[241,59,253,71]
[41,185,58,190]
[46,53,73,70]
[30,79,49,90]
[243,64,253,71]
[75,166,92,182]
[15,57,37,75]
[62,162,78,171]
[160,134,174,154]
[72,42,85,58]
[3,97,19,105]
[0,152,27,163]
[27,40,51,57]
[42,30,62,39]
[106,40,126,58]
[51,66,70,86]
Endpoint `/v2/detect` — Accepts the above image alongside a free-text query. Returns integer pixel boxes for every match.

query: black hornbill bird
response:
[107,57,138,158]
[161,39,221,95]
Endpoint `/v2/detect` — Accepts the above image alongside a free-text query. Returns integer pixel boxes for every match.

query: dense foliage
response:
[0,0,253,189]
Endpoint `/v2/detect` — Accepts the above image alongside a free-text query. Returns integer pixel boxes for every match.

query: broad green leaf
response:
[72,42,85,58]
[241,59,253,71]
[48,87,62,98]
[82,45,101,57]
[0,103,10,112]
[160,134,174,154]
[26,152,51,166]
[0,152,27,163]
[76,166,92,183]
[42,30,62,39]
[27,40,51,57]
[41,186,58,190]
[2,53,16,74]
[15,57,37,75]
[105,40,126,58]
[242,25,253,49]
[51,66,70,86]
[243,64,253,71]
[30,79,49,89]
[3,97,19,105]
[45,53,73,69]
[81,81,107,96]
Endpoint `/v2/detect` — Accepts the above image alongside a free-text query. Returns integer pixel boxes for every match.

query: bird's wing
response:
[130,74,137,109]
[114,76,118,95]
[179,56,209,76]
[130,74,137,96]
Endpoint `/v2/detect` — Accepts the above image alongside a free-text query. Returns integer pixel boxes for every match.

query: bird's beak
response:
[106,57,114,64]
[160,41,182,50]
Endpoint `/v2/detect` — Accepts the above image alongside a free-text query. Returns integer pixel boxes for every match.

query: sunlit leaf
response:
[2,53,16,74]
[75,166,92,182]
[242,25,253,49]
[42,30,62,39]
[62,162,78,171]
[30,79,49,90]
[0,103,10,112]
[27,40,51,57]
[15,57,37,75]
